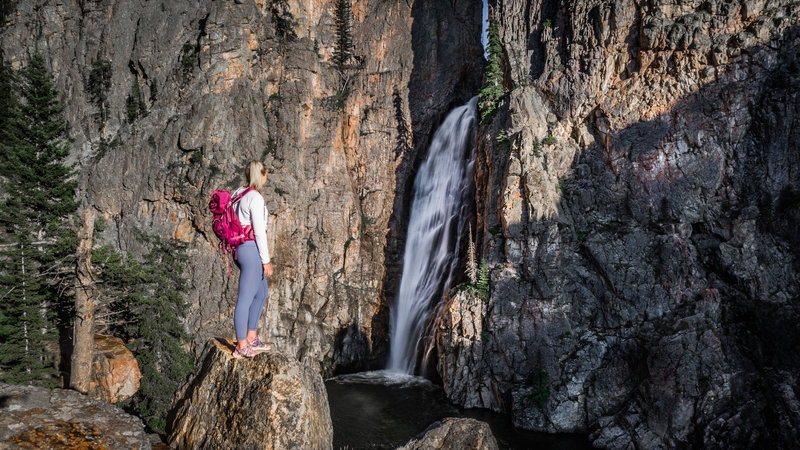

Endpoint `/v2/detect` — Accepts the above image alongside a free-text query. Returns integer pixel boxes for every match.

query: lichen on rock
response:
[167,339,333,450]
[0,382,150,449]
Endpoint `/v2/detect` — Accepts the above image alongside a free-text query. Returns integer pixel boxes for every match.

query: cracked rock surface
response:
[0,382,150,449]
[435,1,800,448]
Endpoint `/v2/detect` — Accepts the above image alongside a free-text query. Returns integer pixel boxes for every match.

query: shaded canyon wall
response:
[435,0,800,448]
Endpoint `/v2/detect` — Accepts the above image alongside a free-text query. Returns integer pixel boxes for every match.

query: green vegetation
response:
[0,53,77,386]
[332,0,354,67]
[149,79,158,102]
[126,78,147,123]
[92,232,194,434]
[476,259,490,302]
[181,42,199,73]
[87,59,112,124]
[271,0,298,41]
[528,370,550,407]
[479,21,504,124]
[190,149,203,164]
[93,136,120,163]
[496,128,509,145]
[321,87,351,110]
[542,19,552,28]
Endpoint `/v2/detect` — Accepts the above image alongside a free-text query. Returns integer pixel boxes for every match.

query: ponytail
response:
[245,160,267,190]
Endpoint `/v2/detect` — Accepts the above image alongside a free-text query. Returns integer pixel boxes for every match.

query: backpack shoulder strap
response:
[231,187,255,204]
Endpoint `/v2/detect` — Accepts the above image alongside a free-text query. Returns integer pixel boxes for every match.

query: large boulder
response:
[0,382,150,449]
[167,339,332,449]
[398,417,499,450]
[88,334,141,403]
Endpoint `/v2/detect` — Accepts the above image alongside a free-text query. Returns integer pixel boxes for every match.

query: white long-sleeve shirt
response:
[232,187,271,264]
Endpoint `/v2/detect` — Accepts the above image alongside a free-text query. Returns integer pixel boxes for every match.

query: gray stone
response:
[0,382,150,449]
[397,417,499,450]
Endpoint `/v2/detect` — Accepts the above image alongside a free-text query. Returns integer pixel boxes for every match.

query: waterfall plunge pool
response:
[325,371,593,449]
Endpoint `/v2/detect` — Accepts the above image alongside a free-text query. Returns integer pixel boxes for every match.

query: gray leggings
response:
[234,241,268,341]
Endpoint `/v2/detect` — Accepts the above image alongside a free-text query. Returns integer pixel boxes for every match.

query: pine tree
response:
[126,78,146,123]
[0,53,76,386]
[92,232,194,433]
[87,59,112,124]
[479,21,505,123]
[332,0,354,68]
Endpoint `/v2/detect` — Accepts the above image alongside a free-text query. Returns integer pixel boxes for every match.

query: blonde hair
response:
[245,160,267,190]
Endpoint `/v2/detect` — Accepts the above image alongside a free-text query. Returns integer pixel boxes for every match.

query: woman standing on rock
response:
[232,160,274,358]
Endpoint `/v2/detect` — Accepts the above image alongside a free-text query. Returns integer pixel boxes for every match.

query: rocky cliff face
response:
[0,0,482,373]
[435,0,800,448]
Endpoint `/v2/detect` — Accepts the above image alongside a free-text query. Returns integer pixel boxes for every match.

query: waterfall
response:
[388,97,478,374]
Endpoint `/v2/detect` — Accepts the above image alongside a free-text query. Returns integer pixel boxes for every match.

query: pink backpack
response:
[209,187,255,275]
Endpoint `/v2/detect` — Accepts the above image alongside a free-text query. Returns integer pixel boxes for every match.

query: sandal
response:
[233,343,257,359]
[248,337,272,352]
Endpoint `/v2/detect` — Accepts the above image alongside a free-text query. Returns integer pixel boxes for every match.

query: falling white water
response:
[388,97,478,374]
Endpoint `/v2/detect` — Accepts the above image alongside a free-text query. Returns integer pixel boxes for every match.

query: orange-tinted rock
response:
[88,334,141,403]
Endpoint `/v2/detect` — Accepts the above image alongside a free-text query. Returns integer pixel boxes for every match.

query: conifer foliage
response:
[332,0,354,68]
[92,231,194,434]
[479,21,505,123]
[0,53,77,386]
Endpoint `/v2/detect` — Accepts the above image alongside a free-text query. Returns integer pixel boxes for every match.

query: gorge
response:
[0,0,799,448]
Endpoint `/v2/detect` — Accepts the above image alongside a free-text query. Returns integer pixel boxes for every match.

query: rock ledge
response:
[168,339,333,450]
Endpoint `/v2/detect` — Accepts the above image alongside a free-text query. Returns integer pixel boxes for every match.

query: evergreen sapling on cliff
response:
[332,0,354,68]
[479,21,504,124]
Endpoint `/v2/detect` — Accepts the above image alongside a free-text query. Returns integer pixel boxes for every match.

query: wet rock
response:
[167,339,332,450]
[88,334,141,403]
[0,382,150,449]
[397,417,499,450]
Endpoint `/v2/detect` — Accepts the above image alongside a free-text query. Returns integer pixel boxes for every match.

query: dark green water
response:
[325,371,594,449]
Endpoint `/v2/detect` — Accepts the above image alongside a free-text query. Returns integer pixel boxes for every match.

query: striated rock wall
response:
[167,339,332,449]
[435,0,800,448]
[0,0,483,373]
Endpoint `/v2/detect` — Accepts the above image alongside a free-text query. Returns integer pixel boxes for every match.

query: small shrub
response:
[496,129,509,145]
[476,259,490,302]
[181,42,199,73]
[87,59,112,123]
[149,79,158,102]
[528,370,550,407]
[190,149,203,164]
[542,19,552,28]
[542,134,556,146]
[126,78,147,123]
[321,88,350,110]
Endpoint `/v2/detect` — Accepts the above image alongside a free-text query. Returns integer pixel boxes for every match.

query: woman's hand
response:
[263,262,273,279]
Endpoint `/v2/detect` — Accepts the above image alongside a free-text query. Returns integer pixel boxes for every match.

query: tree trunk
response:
[71,208,95,393]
